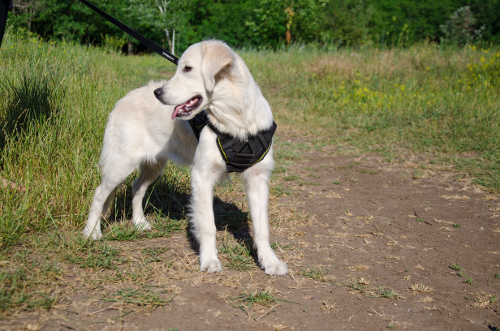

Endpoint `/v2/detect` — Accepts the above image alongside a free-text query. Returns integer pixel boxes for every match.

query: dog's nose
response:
[154,88,163,99]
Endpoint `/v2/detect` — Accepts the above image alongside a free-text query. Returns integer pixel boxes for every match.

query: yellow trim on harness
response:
[252,140,272,165]
[217,138,229,164]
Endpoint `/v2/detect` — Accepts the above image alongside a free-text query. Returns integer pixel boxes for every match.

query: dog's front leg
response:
[243,163,288,276]
[190,163,223,273]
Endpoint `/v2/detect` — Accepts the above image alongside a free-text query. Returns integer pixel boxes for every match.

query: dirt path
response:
[1,136,499,330]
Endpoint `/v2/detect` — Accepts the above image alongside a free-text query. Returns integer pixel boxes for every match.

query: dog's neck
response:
[206,64,274,140]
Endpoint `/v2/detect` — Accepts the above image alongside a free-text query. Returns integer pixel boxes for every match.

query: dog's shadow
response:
[186,196,254,255]
[106,176,254,254]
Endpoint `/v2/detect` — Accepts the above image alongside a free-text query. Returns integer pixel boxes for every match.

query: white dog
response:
[83,40,288,276]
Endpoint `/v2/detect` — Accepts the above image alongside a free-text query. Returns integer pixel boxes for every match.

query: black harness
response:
[188,111,277,173]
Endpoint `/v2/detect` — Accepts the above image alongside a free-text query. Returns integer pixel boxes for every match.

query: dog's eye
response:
[183,66,193,73]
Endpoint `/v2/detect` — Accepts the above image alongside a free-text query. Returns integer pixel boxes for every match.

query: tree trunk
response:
[172,29,175,54]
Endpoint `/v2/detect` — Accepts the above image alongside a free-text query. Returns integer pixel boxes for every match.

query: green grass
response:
[464,277,474,285]
[300,266,329,282]
[235,290,279,308]
[219,239,255,271]
[0,30,499,269]
[243,43,500,192]
[350,279,399,299]
[284,174,299,181]
[0,260,61,311]
[101,287,174,311]
[233,289,297,311]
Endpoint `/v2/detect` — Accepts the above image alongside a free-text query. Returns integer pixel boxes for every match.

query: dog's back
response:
[99,81,196,175]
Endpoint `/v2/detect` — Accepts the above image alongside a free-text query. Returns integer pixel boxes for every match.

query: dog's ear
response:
[201,43,234,92]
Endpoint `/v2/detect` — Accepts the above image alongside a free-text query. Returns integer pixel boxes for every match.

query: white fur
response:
[83,40,287,276]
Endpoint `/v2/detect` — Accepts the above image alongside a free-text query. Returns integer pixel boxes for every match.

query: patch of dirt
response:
[1,136,499,330]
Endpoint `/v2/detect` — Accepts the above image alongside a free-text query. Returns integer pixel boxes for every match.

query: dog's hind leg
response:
[102,187,117,218]
[242,167,288,276]
[131,159,167,230]
[83,163,135,240]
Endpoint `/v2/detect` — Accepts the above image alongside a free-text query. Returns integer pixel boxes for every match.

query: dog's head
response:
[154,40,236,120]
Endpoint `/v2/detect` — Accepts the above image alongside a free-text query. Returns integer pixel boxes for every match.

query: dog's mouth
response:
[171,96,203,120]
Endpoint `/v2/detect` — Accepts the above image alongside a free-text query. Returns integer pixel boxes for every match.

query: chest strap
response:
[188,111,277,173]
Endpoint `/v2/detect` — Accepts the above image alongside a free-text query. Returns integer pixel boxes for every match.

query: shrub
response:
[440,6,485,45]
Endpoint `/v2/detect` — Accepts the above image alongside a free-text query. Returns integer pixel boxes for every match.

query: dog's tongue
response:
[171,97,200,120]
[171,105,183,120]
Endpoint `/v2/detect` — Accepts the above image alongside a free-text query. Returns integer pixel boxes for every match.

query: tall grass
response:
[242,43,499,188]
[0,31,498,250]
[0,30,177,249]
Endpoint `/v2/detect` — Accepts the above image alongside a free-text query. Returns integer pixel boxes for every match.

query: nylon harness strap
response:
[189,111,277,173]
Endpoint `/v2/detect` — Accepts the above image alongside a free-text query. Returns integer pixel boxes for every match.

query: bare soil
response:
[1,133,499,330]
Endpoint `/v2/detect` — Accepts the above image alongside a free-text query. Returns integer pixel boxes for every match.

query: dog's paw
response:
[134,220,152,231]
[82,227,102,240]
[261,259,288,276]
[200,258,222,273]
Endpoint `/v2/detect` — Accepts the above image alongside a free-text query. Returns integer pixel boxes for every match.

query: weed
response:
[453,223,461,228]
[298,181,320,186]
[0,261,61,311]
[101,287,174,311]
[284,175,299,181]
[378,287,398,298]
[413,168,424,179]
[104,222,140,241]
[271,186,292,197]
[235,290,278,308]
[357,169,381,175]
[273,166,287,174]
[409,284,434,294]
[300,267,329,282]
[142,247,169,263]
[145,218,188,238]
[65,241,124,270]
[270,242,296,250]
[274,149,301,161]
[219,240,255,271]
[351,278,399,299]
[350,281,366,292]
[465,277,474,285]
[450,263,462,271]
[470,292,497,307]
[234,289,297,309]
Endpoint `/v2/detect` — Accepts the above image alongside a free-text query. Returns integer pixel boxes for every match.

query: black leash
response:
[79,0,179,66]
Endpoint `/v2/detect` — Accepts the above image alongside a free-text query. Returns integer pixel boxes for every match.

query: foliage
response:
[5,0,500,50]
[8,0,192,54]
[440,6,485,45]
[319,0,373,47]
[184,0,256,50]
